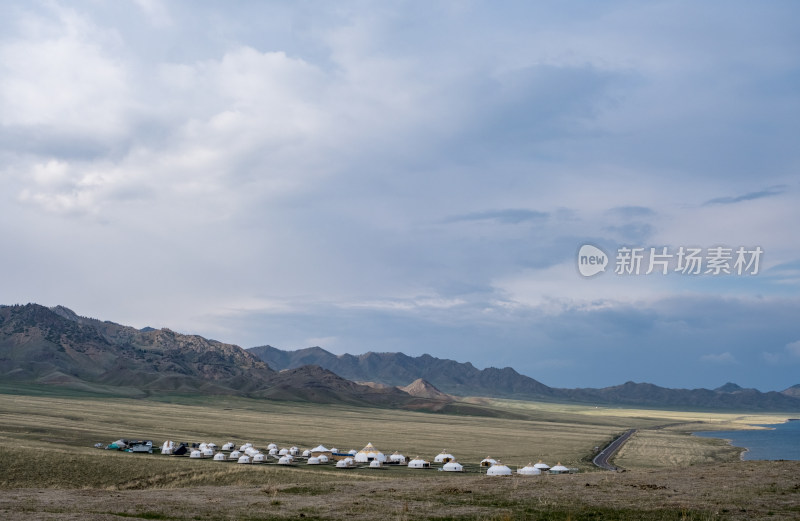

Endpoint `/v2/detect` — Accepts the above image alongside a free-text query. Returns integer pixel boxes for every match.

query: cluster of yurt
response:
[144,437,577,475]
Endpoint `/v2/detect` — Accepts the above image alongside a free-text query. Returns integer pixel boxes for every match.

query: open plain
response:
[1,390,798,520]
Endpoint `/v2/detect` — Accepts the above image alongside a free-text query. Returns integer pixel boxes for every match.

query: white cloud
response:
[786,340,800,357]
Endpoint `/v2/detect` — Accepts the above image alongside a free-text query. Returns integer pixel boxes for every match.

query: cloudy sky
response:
[2,1,799,391]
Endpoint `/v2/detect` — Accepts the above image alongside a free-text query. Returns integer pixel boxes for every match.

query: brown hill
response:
[399,378,453,401]
[0,304,423,408]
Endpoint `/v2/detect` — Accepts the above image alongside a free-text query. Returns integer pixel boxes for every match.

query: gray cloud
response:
[704,186,788,206]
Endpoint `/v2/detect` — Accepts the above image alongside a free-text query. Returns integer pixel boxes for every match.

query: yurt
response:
[533,461,550,472]
[213,452,226,461]
[222,442,235,451]
[388,452,406,464]
[549,463,570,474]
[318,455,329,463]
[278,455,293,465]
[355,442,386,463]
[330,447,338,453]
[207,443,217,450]
[237,455,251,464]
[278,448,290,456]
[434,450,455,463]
[268,448,278,456]
[267,443,278,451]
[307,456,321,465]
[229,450,242,460]
[302,449,311,457]
[348,449,358,455]
[369,459,383,468]
[480,457,497,467]
[161,440,174,455]
[189,450,203,459]
[442,461,464,472]
[335,457,355,468]
[245,447,259,457]
[252,453,266,463]
[310,445,331,457]
[517,463,541,476]
[408,457,430,469]
[239,443,252,451]
[198,443,208,451]
[289,446,299,456]
[202,447,214,458]
[486,462,512,476]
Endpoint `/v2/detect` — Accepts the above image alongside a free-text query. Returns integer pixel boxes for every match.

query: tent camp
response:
[442,461,464,472]
[237,455,252,464]
[161,441,175,455]
[487,463,512,476]
[355,442,386,463]
[213,453,226,461]
[278,455,293,465]
[549,463,571,474]
[369,459,383,468]
[388,452,406,464]
[534,461,551,472]
[307,456,321,465]
[335,457,356,468]
[222,442,235,451]
[434,450,455,463]
[408,458,431,469]
[252,453,266,463]
[517,463,541,476]
[480,457,497,467]
[229,450,242,460]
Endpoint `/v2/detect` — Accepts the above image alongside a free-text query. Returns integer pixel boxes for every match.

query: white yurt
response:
[318,455,329,463]
[369,459,383,468]
[268,448,278,456]
[289,446,299,456]
[245,447,259,457]
[239,443,252,451]
[237,455,251,464]
[487,463,512,476]
[161,440,174,455]
[408,458,430,469]
[330,448,338,453]
[549,463,570,474]
[229,450,242,460]
[302,449,311,457]
[252,453,266,463]
[533,461,551,472]
[517,463,541,476]
[442,461,464,472]
[199,442,208,451]
[307,456,321,465]
[267,443,278,451]
[278,448,289,456]
[222,442,235,451]
[278,455,293,465]
[207,443,217,450]
[389,452,406,464]
[434,450,455,463]
[189,450,203,459]
[355,442,386,463]
[310,445,331,457]
[348,449,358,455]
[213,452,226,461]
[480,457,497,467]
[335,457,355,468]
[202,447,214,458]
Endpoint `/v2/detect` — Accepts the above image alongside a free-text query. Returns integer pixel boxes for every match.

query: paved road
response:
[592,429,636,471]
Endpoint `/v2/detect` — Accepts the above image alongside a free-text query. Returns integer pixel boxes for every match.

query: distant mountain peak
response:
[715,382,744,393]
[399,378,452,401]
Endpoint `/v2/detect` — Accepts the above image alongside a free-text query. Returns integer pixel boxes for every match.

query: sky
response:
[2,1,799,392]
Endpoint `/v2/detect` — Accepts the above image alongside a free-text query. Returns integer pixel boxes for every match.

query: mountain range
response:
[248,345,800,411]
[1,303,798,412]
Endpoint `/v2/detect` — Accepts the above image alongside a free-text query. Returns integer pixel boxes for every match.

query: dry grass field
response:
[1,391,798,520]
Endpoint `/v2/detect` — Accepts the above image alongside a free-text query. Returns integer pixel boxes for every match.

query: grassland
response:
[0,391,798,520]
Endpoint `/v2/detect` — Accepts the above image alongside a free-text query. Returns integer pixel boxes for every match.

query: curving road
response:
[592,429,636,471]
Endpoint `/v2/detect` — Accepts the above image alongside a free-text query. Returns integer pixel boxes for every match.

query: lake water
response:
[694,419,800,460]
